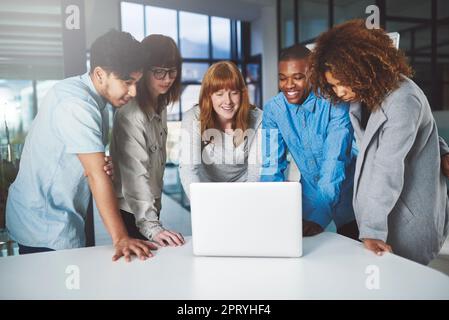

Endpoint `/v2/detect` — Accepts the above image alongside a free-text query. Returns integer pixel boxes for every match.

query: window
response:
[211,17,231,59]
[120,2,260,119]
[245,57,262,108]
[278,0,449,110]
[120,2,144,41]
[180,62,208,114]
[438,0,449,19]
[334,0,374,26]
[236,21,242,60]
[180,85,202,114]
[1,80,34,147]
[298,0,328,43]
[386,21,416,52]
[280,0,295,48]
[182,63,209,83]
[0,79,58,237]
[145,6,178,43]
[179,12,209,59]
[167,101,181,122]
[386,0,431,19]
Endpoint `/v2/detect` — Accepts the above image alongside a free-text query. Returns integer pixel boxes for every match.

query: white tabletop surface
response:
[1,232,449,299]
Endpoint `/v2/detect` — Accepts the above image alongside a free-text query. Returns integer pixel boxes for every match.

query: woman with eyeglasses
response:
[179,61,263,199]
[110,34,185,247]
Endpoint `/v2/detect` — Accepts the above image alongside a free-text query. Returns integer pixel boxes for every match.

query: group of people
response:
[5,19,449,265]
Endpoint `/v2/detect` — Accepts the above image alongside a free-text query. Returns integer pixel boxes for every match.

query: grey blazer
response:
[350,76,449,265]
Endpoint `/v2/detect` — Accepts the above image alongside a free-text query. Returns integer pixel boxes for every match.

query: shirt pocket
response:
[150,141,168,171]
[304,137,324,174]
[390,196,415,226]
[147,143,159,169]
[310,135,325,163]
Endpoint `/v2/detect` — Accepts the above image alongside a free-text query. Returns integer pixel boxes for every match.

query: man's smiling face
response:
[278,59,310,105]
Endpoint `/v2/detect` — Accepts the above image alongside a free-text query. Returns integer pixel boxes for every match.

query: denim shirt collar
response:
[81,72,107,111]
[281,90,317,113]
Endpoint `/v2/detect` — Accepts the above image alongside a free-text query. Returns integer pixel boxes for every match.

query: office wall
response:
[250,4,278,105]
[85,0,120,48]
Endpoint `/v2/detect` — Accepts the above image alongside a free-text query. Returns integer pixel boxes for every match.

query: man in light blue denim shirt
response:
[261,44,357,239]
[6,30,158,261]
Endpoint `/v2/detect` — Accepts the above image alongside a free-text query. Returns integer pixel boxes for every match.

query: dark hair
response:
[137,34,182,112]
[89,29,145,80]
[309,19,413,111]
[279,44,311,62]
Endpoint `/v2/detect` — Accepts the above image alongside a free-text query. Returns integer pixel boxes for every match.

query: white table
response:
[1,232,448,299]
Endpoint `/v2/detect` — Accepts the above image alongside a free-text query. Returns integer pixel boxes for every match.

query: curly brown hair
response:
[309,19,413,111]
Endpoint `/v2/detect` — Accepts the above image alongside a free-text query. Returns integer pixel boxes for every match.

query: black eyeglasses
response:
[150,67,178,80]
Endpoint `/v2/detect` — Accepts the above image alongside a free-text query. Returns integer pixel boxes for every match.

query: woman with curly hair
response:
[309,19,449,264]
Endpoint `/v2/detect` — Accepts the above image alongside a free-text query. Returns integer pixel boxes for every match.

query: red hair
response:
[198,61,252,145]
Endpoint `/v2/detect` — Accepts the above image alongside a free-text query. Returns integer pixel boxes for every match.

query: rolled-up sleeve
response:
[318,103,353,207]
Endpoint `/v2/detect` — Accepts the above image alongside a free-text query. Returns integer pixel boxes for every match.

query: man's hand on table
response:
[303,220,324,237]
[153,229,185,247]
[112,237,160,262]
[362,238,393,256]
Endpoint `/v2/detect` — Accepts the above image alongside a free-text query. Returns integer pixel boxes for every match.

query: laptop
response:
[190,182,302,257]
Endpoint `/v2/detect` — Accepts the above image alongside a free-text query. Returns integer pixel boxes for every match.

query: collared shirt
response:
[260,91,355,228]
[110,100,167,240]
[6,73,109,249]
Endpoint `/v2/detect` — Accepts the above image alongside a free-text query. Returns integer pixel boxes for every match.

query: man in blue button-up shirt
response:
[261,44,357,239]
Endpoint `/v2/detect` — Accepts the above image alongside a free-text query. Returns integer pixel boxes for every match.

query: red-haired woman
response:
[309,20,449,264]
[179,61,262,198]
